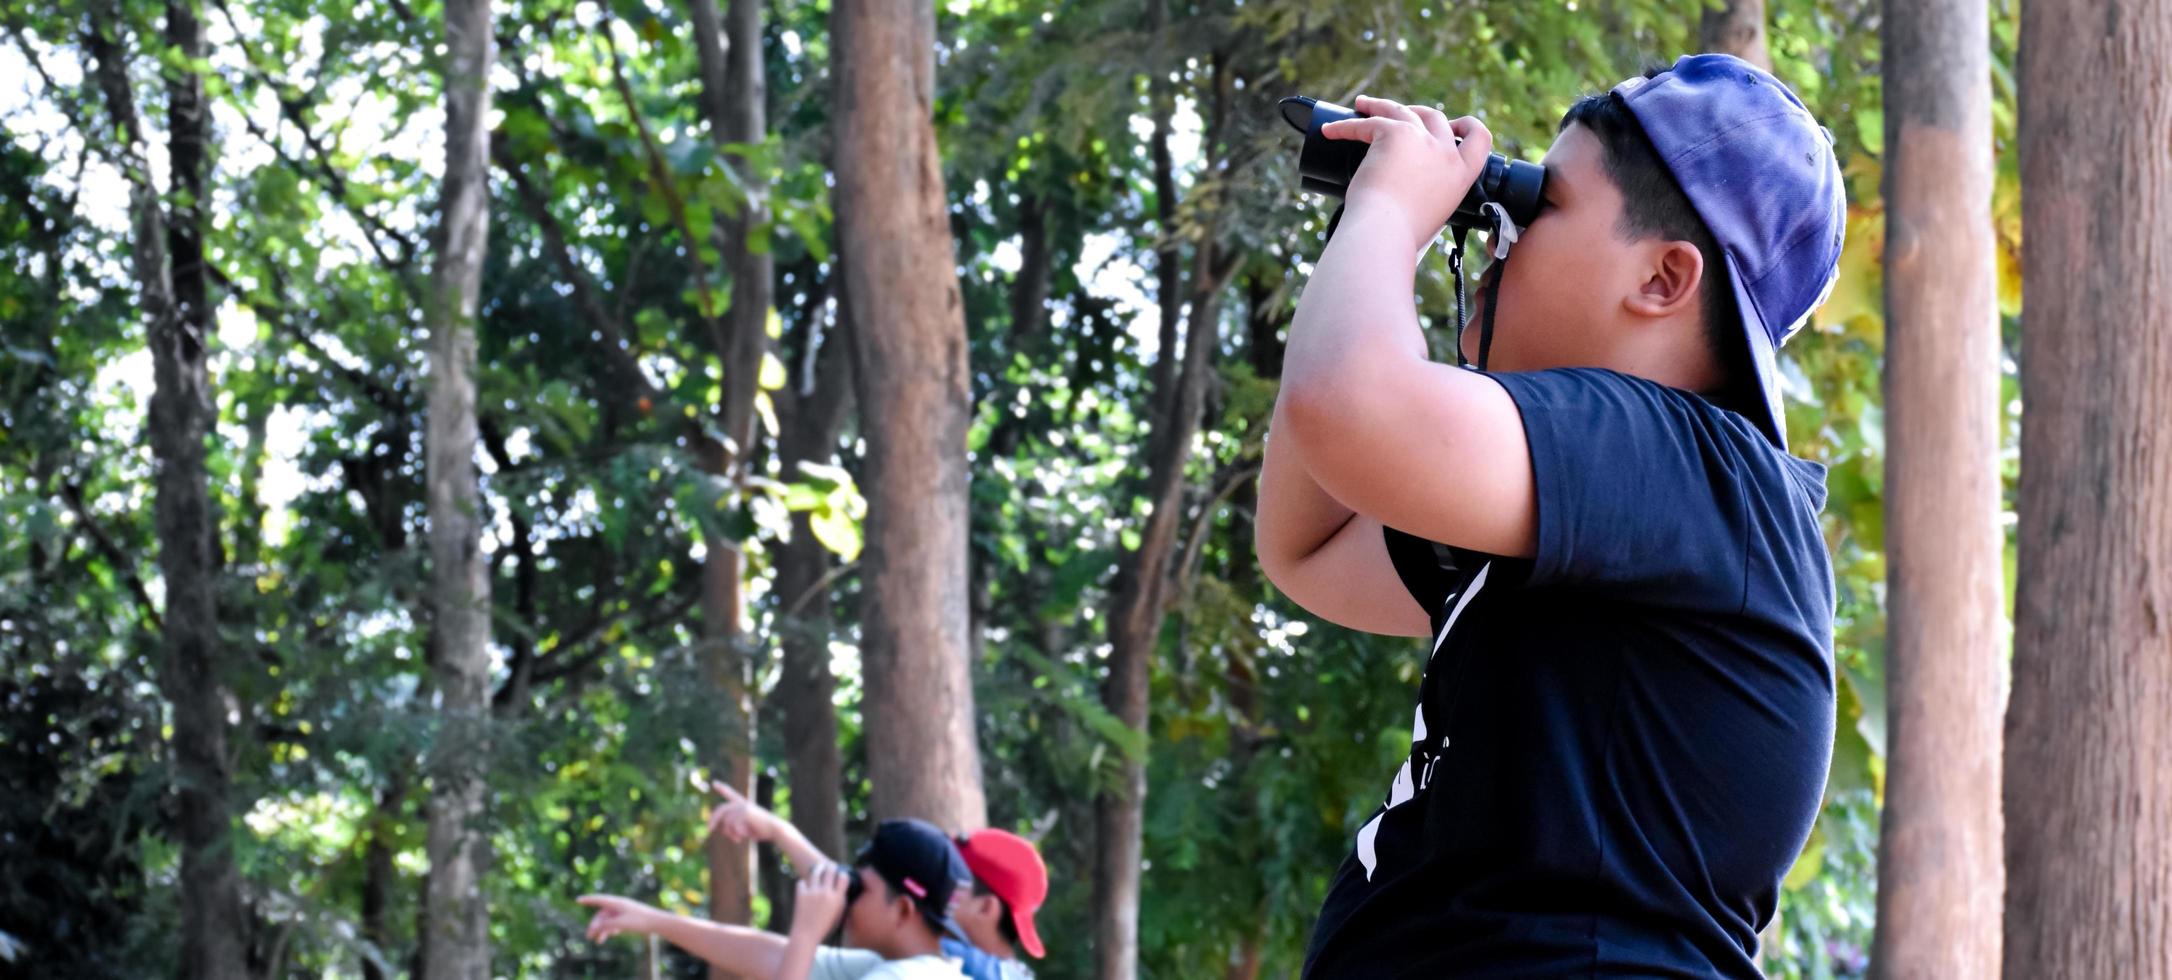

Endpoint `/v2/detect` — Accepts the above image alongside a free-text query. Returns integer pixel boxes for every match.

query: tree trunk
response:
[686,0,771,941]
[420,0,496,976]
[1144,0,1182,428]
[1094,243,1227,980]
[2005,0,2172,976]
[1698,0,1771,72]
[1092,47,1235,980]
[831,0,986,830]
[1869,0,2006,977]
[363,774,406,980]
[774,284,855,864]
[83,4,252,977]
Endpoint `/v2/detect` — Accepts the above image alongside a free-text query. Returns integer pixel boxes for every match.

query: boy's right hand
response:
[706,780,778,843]
[792,863,852,939]
[577,894,662,942]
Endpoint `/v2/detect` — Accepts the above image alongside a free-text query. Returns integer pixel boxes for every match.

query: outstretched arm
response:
[579,895,790,976]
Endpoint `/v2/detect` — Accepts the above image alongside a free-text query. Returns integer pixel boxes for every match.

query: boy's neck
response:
[871,926,946,961]
[961,920,1016,960]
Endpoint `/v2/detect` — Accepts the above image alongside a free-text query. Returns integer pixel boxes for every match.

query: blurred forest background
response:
[0,0,2041,976]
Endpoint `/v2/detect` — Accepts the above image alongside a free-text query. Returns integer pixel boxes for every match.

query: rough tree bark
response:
[1869,0,2006,976]
[686,0,770,942]
[2005,0,2172,976]
[831,0,986,829]
[1093,50,1236,980]
[1698,0,1771,72]
[420,0,496,976]
[82,2,253,976]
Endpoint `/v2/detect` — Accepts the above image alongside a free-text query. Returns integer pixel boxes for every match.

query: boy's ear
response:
[1624,239,1704,320]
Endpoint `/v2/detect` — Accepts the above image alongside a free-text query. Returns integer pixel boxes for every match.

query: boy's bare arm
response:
[1278,101,1538,563]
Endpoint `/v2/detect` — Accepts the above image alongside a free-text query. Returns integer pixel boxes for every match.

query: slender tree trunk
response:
[420,0,496,976]
[1094,242,1227,980]
[1092,49,1236,980]
[83,4,252,977]
[1698,0,1771,72]
[774,287,854,864]
[831,0,985,830]
[1870,0,2005,976]
[1217,278,1280,980]
[1144,0,1182,427]
[686,0,771,940]
[362,774,406,980]
[2005,0,2172,976]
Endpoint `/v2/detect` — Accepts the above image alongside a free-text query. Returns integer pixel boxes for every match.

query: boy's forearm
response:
[647,912,789,977]
[1257,398,1357,570]
[773,925,824,980]
[767,818,832,878]
[1263,208,1426,562]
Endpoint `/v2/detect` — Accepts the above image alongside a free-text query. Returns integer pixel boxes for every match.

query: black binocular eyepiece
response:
[1277,96,1545,231]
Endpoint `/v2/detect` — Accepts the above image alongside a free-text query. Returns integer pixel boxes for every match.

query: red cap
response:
[956,828,1047,958]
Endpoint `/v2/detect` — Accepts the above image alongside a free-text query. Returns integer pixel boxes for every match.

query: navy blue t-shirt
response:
[1303,368,1836,979]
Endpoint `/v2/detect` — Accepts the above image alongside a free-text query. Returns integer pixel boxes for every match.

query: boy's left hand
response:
[1321,95,1494,254]
[707,779,777,843]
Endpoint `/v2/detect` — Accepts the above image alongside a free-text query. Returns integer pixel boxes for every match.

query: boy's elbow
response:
[1277,373,1349,455]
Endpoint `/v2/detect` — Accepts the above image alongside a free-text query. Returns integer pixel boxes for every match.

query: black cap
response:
[856,818,971,939]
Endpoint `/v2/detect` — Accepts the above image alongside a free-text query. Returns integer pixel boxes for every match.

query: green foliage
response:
[0,0,2021,974]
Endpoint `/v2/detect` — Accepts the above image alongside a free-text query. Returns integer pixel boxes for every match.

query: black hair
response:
[971,878,1023,948]
[1559,67,1762,417]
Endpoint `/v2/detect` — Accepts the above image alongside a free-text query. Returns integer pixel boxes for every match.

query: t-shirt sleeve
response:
[810,947,886,980]
[1487,368,1769,612]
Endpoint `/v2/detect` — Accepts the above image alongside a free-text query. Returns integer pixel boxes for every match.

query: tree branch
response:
[207,0,422,290]
[596,17,733,366]
[528,588,702,688]
[1173,461,1262,610]
[61,481,162,633]
[490,133,660,406]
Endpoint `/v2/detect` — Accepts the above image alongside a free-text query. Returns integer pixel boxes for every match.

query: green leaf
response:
[1854,106,1884,157]
[809,505,861,562]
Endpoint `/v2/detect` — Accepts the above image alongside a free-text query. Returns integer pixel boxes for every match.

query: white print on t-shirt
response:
[1356,561,1491,880]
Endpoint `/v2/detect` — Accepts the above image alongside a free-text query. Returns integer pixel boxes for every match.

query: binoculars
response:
[1278,96,1546,231]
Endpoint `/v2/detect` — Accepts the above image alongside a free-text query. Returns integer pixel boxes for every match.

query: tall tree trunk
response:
[774,284,855,864]
[687,0,771,940]
[83,4,252,977]
[2005,0,2172,976]
[831,0,985,830]
[1095,239,1228,980]
[1218,277,1281,980]
[1870,0,2006,976]
[1093,48,1236,980]
[420,0,496,976]
[1698,0,1771,72]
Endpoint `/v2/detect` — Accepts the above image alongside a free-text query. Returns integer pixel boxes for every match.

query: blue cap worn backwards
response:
[1612,54,1847,450]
